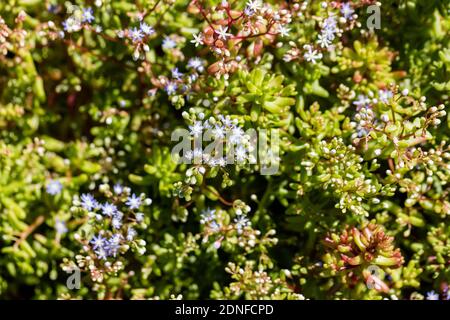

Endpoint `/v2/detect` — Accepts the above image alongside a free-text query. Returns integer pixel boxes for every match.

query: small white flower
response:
[340,3,355,20]
[277,25,290,38]
[140,22,155,36]
[220,115,234,128]
[62,17,82,33]
[189,121,204,137]
[378,89,393,104]
[317,33,332,48]
[217,157,226,167]
[235,146,248,162]
[322,27,336,41]
[165,81,177,95]
[229,127,244,144]
[193,148,203,159]
[215,26,231,40]
[380,114,390,122]
[191,33,203,47]
[303,45,323,64]
[426,290,440,300]
[353,94,371,109]
[246,0,261,12]
[187,57,204,71]
[212,125,225,139]
[185,150,193,161]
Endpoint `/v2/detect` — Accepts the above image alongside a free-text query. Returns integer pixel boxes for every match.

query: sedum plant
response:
[0,0,449,300]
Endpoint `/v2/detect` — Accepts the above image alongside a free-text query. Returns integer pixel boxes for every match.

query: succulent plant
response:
[0,0,449,300]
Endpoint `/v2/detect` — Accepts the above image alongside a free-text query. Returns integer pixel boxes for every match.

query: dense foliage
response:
[0,0,449,300]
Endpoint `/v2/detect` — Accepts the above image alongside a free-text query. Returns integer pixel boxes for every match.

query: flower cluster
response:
[152,57,207,101]
[281,1,364,63]
[0,13,27,56]
[62,184,151,284]
[188,0,292,77]
[62,5,95,33]
[217,262,305,300]
[183,113,255,167]
[199,202,266,251]
[117,21,156,61]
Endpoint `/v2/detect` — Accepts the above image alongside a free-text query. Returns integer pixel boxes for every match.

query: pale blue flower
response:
[353,94,371,110]
[90,234,106,250]
[135,212,144,222]
[189,121,203,137]
[106,234,122,256]
[95,247,108,260]
[62,17,82,33]
[234,215,251,234]
[162,36,176,49]
[112,218,122,229]
[55,218,68,234]
[46,180,62,195]
[129,27,144,42]
[244,7,255,16]
[171,68,183,80]
[81,193,99,211]
[140,22,155,36]
[113,183,123,194]
[126,193,142,210]
[82,7,95,23]
[341,3,355,20]
[378,89,393,104]
[426,290,439,300]
[200,208,216,224]
[187,58,204,71]
[127,227,137,241]
[101,203,118,217]
[165,82,177,95]
[209,221,222,233]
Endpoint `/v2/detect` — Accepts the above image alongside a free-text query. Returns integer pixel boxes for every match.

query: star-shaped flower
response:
[426,290,439,300]
[80,193,99,211]
[341,3,355,20]
[246,0,261,12]
[165,81,177,95]
[317,33,332,48]
[125,193,142,210]
[90,234,106,250]
[46,180,63,195]
[277,25,291,38]
[215,26,231,40]
[101,203,118,217]
[189,121,204,137]
[82,7,95,23]
[171,68,183,80]
[140,22,155,36]
[129,27,144,42]
[113,183,123,195]
[191,33,203,47]
[303,45,323,64]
